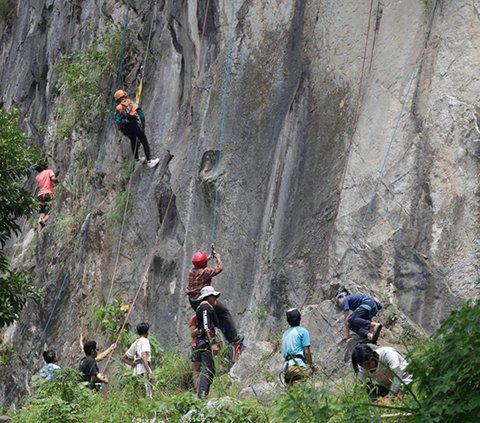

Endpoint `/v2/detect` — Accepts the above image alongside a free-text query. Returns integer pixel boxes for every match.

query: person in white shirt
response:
[121,322,154,398]
[351,344,413,403]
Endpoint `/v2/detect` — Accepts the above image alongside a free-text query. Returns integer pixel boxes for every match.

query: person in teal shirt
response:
[281,308,317,387]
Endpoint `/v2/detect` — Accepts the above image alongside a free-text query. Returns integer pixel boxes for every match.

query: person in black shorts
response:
[78,340,115,390]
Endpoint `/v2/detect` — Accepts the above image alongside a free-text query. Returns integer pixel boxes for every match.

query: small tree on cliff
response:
[0,108,42,327]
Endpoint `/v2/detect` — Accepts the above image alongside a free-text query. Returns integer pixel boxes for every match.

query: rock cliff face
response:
[1,0,479,403]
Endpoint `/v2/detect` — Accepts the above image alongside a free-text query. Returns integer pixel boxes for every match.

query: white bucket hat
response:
[197,286,221,301]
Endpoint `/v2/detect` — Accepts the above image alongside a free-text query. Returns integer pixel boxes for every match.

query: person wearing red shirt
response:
[34,163,58,232]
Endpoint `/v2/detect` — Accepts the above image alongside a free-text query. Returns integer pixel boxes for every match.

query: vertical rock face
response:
[0,0,478,402]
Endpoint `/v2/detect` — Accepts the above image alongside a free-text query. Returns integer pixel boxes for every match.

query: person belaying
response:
[186,250,243,355]
[39,350,61,381]
[121,322,154,398]
[351,344,413,404]
[195,286,222,399]
[34,163,58,232]
[189,313,202,389]
[282,308,317,388]
[79,340,116,390]
[114,89,159,168]
[335,290,383,343]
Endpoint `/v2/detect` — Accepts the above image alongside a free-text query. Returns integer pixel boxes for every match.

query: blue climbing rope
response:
[210,1,236,243]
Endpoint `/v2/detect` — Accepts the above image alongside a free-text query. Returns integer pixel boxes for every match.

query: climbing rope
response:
[101,0,213,374]
[2,2,131,406]
[312,0,441,355]
[135,0,159,103]
[210,1,236,244]
[300,0,377,311]
[106,0,162,305]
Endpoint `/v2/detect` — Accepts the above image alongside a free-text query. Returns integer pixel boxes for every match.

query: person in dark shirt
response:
[79,340,115,389]
[335,290,383,342]
[195,286,221,399]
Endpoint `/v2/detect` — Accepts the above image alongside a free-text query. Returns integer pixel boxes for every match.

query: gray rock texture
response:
[0,0,479,403]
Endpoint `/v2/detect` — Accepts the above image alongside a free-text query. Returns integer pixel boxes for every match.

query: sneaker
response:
[146,158,160,168]
[135,157,146,164]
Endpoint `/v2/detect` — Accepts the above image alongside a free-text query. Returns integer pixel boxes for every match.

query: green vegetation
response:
[106,191,132,235]
[0,0,10,19]
[54,30,122,140]
[0,341,13,366]
[7,302,480,421]
[0,108,42,328]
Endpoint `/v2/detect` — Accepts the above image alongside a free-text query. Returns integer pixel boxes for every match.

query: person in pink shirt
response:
[34,163,58,232]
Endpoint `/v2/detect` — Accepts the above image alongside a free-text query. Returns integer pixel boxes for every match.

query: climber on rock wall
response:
[282,308,318,388]
[113,89,159,168]
[336,290,383,343]
[351,344,413,404]
[34,163,58,232]
[185,249,244,356]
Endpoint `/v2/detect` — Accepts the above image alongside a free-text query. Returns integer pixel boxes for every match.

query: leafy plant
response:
[407,301,480,422]
[54,30,122,140]
[0,108,42,327]
[0,341,13,366]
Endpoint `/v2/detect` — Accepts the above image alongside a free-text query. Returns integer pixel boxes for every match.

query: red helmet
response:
[192,251,208,267]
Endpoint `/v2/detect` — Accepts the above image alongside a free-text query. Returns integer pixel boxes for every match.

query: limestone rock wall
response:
[0,0,478,403]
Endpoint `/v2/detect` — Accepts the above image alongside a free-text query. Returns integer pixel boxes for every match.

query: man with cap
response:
[282,308,317,387]
[195,286,221,398]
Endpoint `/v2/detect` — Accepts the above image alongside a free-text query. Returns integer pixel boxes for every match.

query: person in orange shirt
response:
[34,163,58,232]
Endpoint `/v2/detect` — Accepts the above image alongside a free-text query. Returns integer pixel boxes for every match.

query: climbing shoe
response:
[146,158,160,168]
[135,156,146,164]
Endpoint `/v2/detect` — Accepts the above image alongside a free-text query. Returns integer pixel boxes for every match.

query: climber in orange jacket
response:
[114,89,159,168]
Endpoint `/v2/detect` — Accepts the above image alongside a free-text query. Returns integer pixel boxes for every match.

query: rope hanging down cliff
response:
[2,3,131,406]
[313,0,441,354]
[210,1,236,244]
[101,0,215,374]
[106,0,160,306]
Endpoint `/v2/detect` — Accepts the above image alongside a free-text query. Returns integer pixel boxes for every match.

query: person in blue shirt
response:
[39,350,61,381]
[281,308,317,387]
[335,290,382,343]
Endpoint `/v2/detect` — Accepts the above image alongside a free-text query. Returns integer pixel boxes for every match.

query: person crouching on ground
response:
[351,344,413,404]
[195,286,221,399]
[335,290,383,343]
[121,322,154,398]
[282,308,317,388]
